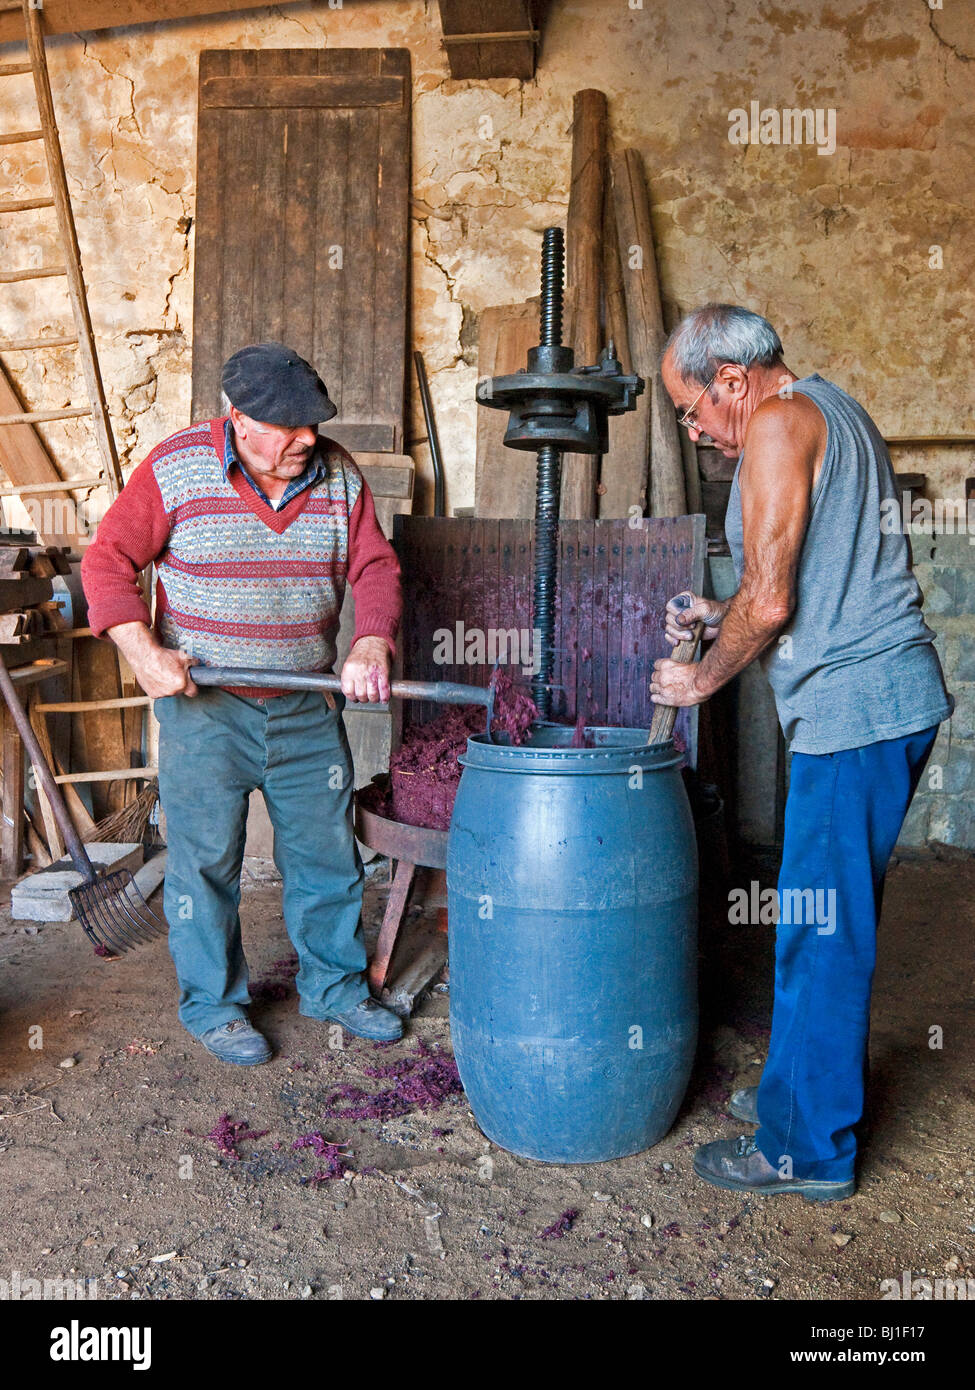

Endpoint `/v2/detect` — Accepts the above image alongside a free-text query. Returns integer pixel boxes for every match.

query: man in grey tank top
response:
[652,304,952,1202]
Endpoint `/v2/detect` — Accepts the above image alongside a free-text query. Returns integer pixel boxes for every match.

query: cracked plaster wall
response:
[0,0,971,528]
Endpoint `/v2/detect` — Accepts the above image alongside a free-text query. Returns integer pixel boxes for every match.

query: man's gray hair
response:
[220,390,233,416]
[665,303,783,385]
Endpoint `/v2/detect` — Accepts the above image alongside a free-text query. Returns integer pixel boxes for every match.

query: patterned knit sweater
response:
[81,418,402,698]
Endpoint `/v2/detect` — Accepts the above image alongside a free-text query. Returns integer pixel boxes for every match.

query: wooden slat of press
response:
[557,522,578,724]
[576,524,597,724]
[515,519,535,677]
[605,524,625,727]
[590,524,610,726]
[392,517,704,754]
[429,520,460,729]
[450,520,475,719]
[474,515,495,686]
[620,526,646,731]
[395,518,422,732]
[481,517,502,681]
[513,520,532,676]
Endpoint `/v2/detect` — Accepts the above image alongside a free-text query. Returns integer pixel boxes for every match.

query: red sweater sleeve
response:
[80,456,171,638]
[346,477,403,656]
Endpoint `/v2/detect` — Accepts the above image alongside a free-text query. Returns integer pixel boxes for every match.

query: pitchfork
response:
[0,654,166,954]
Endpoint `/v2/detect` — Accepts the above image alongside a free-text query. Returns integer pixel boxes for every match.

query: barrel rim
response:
[459,728,684,774]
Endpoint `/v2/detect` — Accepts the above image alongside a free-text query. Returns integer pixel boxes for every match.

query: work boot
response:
[199,1018,272,1066]
[694,1135,855,1202]
[323,997,403,1042]
[728,1085,759,1123]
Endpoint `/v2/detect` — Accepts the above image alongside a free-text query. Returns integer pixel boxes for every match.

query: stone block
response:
[11,843,144,922]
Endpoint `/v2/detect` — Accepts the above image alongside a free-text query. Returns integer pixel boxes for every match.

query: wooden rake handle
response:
[647,620,704,746]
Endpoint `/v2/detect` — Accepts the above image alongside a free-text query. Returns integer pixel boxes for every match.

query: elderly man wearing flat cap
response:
[81,343,404,1064]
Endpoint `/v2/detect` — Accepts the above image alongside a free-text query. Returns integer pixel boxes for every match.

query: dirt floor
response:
[0,850,972,1303]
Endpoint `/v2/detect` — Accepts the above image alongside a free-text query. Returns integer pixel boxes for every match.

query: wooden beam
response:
[1,700,25,879]
[598,186,649,519]
[612,149,687,518]
[54,766,156,784]
[0,1,308,44]
[200,75,405,110]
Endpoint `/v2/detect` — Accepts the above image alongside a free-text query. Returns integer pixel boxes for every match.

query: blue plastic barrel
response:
[446,726,698,1163]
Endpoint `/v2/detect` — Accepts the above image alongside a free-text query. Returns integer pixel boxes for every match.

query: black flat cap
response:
[221,342,337,427]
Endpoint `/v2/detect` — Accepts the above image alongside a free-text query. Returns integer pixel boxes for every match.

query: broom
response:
[86,782,159,844]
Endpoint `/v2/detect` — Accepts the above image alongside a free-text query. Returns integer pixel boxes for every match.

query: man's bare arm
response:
[693,400,820,697]
[106,621,198,699]
[651,397,823,707]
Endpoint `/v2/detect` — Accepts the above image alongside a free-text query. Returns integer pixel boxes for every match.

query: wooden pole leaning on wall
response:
[612,148,687,518]
[598,184,649,518]
[562,89,607,520]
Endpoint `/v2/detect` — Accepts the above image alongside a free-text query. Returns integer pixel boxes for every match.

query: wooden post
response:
[1,703,24,879]
[612,148,687,518]
[598,186,649,518]
[562,89,607,519]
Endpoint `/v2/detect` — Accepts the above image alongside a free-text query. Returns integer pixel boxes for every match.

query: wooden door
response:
[191,48,411,453]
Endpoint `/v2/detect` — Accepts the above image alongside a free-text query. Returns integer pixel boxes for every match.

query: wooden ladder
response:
[0,2,147,856]
[0,0,123,501]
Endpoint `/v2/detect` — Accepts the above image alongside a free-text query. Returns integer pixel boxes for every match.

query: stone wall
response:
[900,532,975,852]
[0,0,972,523]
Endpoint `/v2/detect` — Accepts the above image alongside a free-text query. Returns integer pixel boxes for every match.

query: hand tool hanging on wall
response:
[188,667,497,738]
[413,351,445,517]
[0,652,166,953]
[475,226,644,718]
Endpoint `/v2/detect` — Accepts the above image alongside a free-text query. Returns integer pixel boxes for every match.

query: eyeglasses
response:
[678,374,718,431]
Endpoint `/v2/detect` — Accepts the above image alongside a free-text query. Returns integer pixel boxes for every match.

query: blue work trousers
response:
[155,688,368,1037]
[754,725,938,1181]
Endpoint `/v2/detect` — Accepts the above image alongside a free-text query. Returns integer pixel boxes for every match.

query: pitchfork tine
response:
[117,879,166,941]
[76,892,129,954]
[92,881,143,951]
[104,875,164,947]
[97,886,145,951]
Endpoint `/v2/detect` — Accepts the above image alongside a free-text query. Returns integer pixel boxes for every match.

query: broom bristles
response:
[87,781,159,844]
